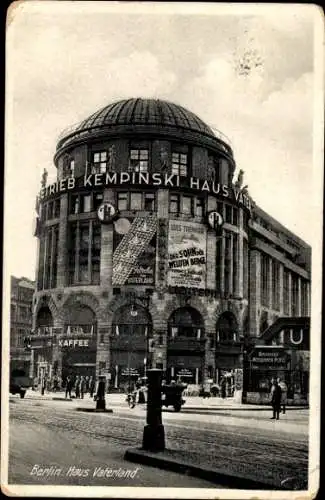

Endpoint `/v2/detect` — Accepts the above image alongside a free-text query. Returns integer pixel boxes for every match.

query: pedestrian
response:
[75,375,81,398]
[65,376,73,399]
[270,378,282,420]
[41,376,46,396]
[85,376,90,393]
[53,375,59,392]
[89,376,96,398]
[96,376,106,410]
[80,376,86,399]
[277,378,288,414]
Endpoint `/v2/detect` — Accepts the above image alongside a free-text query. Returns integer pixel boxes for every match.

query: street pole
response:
[142,368,165,451]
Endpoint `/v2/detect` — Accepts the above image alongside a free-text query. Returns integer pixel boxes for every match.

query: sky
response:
[4,1,324,281]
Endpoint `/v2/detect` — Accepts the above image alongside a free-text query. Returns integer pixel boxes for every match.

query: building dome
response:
[56,98,232,156]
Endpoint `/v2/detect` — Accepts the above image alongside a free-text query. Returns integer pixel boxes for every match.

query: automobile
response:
[10,369,33,398]
[161,382,186,412]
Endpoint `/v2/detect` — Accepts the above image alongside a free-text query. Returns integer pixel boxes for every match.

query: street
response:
[7,392,309,489]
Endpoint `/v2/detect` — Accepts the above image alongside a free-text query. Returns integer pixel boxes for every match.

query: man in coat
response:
[270,378,282,420]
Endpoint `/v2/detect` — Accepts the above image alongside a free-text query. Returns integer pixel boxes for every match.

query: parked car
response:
[10,369,33,398]
[161,383,186,412]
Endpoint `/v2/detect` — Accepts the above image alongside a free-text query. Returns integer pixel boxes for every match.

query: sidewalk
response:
[24,390,309,411]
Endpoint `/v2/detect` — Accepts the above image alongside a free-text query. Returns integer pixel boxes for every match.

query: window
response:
[283,269,290,314]
[94,192,103,211]
[70,194,79,214]
[169,194,180,214]
[70,160,75,177]
[129,149,149,172]
[172,152,187,176]
[181,196,192,215]
[40,225,59,290]
[225,205,232,224]
[232,234,238,295]
[93,151,107,174]
[261,254,269,307]
[130,192,142,211]
[243,239,249,299]
[224,233,232,296]
[291,274,299,316]
[144,193,155,211]
[195,197,204,217]
[272,260,280,310]
[47,202,53,220]
[68,221,101,285]
[54,199,60,218]
[301,280,309,316]
[117,192,128,211]
[233,208,238,226]
[81,194,91,213]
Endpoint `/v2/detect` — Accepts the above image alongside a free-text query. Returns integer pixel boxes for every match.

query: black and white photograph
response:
[2,1,323,498]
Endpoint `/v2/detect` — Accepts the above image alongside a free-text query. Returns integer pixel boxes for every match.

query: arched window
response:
[168,307,204,339]
[64,304,96,335]
[216,312,238,343]
[112,304,152,337]
[35,306,53,335]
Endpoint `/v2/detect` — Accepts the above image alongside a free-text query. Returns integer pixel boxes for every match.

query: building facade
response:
[30,98,311,398]
[10,276,35,375]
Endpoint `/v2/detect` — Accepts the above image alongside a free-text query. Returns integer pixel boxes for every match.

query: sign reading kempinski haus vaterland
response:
[38,172,252,210]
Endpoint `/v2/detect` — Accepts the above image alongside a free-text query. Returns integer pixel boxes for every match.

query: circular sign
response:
[207,211,224,230]
[97,202,117,223]
[114,217,131,235]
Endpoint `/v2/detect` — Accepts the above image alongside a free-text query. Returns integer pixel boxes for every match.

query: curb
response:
[75,407,113,413]
[52,397,73,401]
[180,406,309,412]
[124,448,286,490]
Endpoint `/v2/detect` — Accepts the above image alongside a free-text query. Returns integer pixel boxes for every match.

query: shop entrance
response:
[167,306,205,385]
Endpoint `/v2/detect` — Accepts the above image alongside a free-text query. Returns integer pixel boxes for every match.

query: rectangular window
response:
[181,195,192,215]
[272,261,280,310]
[291,274,299,316]
[261,254,269,307]
[129,149,149,172]
[224,233,232,296]
[130,192,142,211]
[93,151,107,174]
[172,152,187,176]
[301,279,308,315]
[92,223,101,284]
[81,194,92,213]
[169,194,180,214]
[232,234,238,295]
[144,193,155,211]
[215,238,222,294]
[117,192,128,211]
[233,208,238,226]
[47,202,54,220]
[283,269,290,314]
[243,239,249,299]
[195,197,204,217]
[217,202,223,218]
[54,199,60,218]
[70,160,75,177]
[94,192,103,211]
[70,194,79,214]
[225,205,232,224]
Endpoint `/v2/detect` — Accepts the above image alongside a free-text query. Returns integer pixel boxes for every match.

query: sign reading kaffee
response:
[58,338,90,347]
[39,172,252,210]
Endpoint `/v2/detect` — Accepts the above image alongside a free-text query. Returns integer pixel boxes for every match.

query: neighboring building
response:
[10,276,35,374]
[30,98,311,401]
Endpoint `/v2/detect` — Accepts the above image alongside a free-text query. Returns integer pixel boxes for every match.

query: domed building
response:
[30,98,311,403]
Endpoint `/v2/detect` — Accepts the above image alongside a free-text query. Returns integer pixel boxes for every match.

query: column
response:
[100,189,115,289]
[56,194,68,288]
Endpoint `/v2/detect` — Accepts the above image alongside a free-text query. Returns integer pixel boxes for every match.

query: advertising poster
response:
[113,217,157,286]
[168,221,207,288]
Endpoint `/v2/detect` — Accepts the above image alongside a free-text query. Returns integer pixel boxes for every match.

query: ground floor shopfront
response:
[30,289,245,390]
